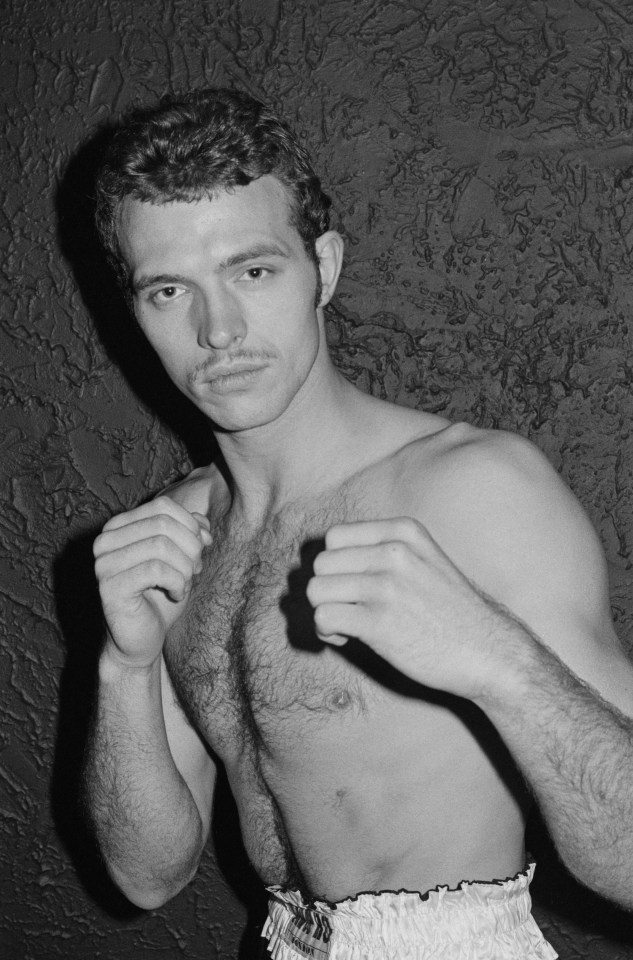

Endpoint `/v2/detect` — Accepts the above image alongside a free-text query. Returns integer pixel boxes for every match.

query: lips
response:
[194,362,268,393]
[205,363,264,381]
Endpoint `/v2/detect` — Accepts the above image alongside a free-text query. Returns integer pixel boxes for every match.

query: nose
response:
[195,289,247,350]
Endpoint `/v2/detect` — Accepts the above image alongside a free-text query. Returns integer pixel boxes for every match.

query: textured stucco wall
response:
[3,0,633,957]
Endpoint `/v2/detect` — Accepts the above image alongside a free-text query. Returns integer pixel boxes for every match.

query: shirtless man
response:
[86,88,633,959]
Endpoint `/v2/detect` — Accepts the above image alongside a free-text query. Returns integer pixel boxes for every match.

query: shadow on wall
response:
[51,526,139,919]
[55,125,216,470]
[526,812,633,952]
[51,527,267,953]
[212,765,270,959]
[51,125,267,954]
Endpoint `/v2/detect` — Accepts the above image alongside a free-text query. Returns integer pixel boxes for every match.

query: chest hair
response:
[164,488,375,760]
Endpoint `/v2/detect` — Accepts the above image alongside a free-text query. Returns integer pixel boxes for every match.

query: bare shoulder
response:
[398,421,599,592]
[159,462,229,520]
[420,424,601,583]
[395,422,633,707]
[396,421,579,523]
[396,417,549,474]
[372,413,573,532]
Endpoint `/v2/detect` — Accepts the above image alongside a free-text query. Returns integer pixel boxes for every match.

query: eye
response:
[150,284,187,305]
[240,266,271,282]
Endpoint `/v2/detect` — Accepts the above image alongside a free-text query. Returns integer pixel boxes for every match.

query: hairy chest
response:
[163,505,373,759]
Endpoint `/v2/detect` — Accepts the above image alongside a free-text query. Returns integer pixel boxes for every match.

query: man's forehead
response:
[118,175,295,232]
[117,176,304,271]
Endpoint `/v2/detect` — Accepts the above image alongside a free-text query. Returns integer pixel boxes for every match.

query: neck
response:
[212,351,371,523]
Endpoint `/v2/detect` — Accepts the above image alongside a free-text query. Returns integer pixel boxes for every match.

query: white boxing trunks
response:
[262,863,557,960]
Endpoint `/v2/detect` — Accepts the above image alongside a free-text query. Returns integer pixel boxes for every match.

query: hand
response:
[93,497,212,669]
[306,517,519,701]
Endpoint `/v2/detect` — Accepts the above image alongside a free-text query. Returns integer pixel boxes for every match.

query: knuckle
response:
[153,497,178,523]
[154,513,174,535]
[146,558,167,579]
[396,516,421,539]
[305,577,319,605]
[151,533,173,555]
[313,605,330,631]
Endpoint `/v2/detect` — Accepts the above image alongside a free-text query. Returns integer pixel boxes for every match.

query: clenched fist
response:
[307,517,520,702]
[94,497,212,669]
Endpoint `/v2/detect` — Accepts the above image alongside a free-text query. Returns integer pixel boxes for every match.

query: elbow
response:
[123,887,173,911]
[108,863,197,910]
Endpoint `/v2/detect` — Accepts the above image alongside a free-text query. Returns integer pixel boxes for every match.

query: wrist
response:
[99,634,162,683]
[469,610,545,714]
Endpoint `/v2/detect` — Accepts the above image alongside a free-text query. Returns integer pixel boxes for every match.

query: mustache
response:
[187,351,274,385]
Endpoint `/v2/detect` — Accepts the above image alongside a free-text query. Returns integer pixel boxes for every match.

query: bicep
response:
[488,467,633,717]
[513,581,633,719]
[435,431,633,718]
[160,657,216,839]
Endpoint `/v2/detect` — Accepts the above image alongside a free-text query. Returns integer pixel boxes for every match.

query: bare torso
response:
[164,419,529,901]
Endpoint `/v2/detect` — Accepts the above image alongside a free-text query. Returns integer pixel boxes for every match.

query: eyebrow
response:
[132,273,189,294]
[132,244,291,293]
[220,243,291,268]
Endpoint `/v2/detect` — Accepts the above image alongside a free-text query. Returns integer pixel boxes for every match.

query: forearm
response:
[476,627,633,907]
[84,646,205,908]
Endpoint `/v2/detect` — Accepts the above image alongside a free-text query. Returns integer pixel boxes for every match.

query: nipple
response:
[328,688,352,710]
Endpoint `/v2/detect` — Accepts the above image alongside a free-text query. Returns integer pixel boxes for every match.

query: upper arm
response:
[426,429,633,716]
[160,657,216,841]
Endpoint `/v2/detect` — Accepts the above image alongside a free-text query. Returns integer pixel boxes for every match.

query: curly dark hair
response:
[95,87,332,297]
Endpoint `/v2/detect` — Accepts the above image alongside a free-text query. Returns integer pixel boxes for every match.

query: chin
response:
[197,401,289,433]
[193,386,304,433]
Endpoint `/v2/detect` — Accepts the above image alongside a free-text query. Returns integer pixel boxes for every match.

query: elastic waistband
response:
[263,863,558,960]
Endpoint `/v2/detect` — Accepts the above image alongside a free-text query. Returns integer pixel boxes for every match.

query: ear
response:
[315,231,344,307]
